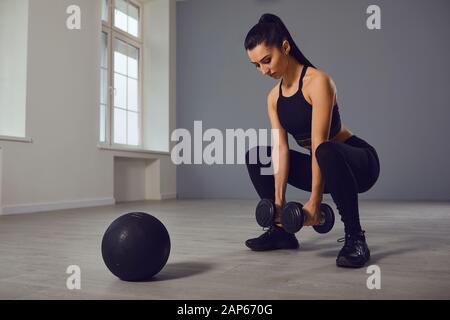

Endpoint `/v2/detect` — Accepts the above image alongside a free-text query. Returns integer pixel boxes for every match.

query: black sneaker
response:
[245,225,299,251]
[336,230,371,268]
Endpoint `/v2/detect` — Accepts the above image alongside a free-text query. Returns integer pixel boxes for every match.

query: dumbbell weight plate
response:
[313,203,335,234]
[280,202,305,234]
[255,199,275,228]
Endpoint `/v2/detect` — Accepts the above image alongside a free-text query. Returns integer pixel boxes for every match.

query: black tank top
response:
[277,65,342,148]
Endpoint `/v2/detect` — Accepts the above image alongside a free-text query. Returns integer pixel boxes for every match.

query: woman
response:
[244,13,380,268]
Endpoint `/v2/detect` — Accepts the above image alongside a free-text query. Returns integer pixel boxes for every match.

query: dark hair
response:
[244,13,316,68]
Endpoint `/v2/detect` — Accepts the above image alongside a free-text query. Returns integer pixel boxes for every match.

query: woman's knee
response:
[315,141,339,160]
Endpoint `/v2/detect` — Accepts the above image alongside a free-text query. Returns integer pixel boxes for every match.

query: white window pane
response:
[128,3,139,37]
[114,39,127,75]
[127,111,139,146]
[115,10,128,33]
[127,45,138,79]
[127,78,138,111]
[114,0,128,32]
[115,0,127,16]
[114,108,127,144]
[101,32,108,68]
[114,73,127,108]
[128,2,139,20]
[114,50,127,75]
[128,17,138,37]
[100,68,108,104]
[102,0,109,22]
[100,104,106,142]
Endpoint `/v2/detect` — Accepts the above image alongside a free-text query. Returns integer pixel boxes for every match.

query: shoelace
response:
[262,223,282,231]
[337,235,357,252]
[260,225,279,238]
[337,231,365,249]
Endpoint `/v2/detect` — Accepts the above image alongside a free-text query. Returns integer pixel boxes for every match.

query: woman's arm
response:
[309,73,337,204]
[267,88,289,211]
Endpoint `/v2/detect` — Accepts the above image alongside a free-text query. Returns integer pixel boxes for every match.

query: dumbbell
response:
[280,201,335,234]
[255,199,276,228]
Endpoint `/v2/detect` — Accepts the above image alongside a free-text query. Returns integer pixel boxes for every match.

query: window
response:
[114,0,140,38]
[100,31,108,143]
[101,0,142,147]
[113,38,140,145]
[101,0,109,22]
[0,0,29,139]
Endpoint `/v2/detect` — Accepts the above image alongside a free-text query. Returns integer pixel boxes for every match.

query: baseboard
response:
[1,197,116,216]
[160,192,177,200]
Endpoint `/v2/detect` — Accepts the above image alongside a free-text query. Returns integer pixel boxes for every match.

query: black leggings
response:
[245,135,380,235]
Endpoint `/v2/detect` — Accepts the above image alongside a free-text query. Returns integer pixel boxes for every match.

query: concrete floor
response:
[0,199,449,299]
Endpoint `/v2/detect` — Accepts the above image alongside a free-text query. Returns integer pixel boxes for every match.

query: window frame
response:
[101,0,144,148]
[100,30,110,144]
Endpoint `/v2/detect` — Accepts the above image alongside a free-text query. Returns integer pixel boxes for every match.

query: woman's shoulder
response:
[304,67,337,98]
[307,67,333,84]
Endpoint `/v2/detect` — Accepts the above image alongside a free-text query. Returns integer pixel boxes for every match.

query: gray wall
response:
[176,0,450,201]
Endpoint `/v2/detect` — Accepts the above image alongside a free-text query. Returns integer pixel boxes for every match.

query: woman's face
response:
[247,41,289,79]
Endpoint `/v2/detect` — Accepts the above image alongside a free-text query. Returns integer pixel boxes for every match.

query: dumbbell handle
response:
[282,201,335,234]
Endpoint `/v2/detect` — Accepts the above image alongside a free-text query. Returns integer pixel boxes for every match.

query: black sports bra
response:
[277,65,342,149]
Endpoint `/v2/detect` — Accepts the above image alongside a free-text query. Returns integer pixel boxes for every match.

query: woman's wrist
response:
[275,196,285,206]
[309,195,323,205]
[274,191,285,205]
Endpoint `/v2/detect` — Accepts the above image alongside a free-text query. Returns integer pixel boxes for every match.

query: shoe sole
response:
[245,242,299,251]
[336,254,370,268]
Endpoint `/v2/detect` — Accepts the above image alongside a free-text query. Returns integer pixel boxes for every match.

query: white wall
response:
[0,0,177,215]
[141,0,177,200]
[0,147,2,215]
[114,157,147,202]
[143,0,176,153]
[0,0,29,138]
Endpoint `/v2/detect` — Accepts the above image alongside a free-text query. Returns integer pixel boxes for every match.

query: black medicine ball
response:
[101,212,171,281]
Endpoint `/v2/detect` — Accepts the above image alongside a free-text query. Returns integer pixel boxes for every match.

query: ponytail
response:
[244,13,316,68]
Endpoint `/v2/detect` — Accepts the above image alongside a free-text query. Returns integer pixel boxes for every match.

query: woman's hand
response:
[302,199,322,226]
